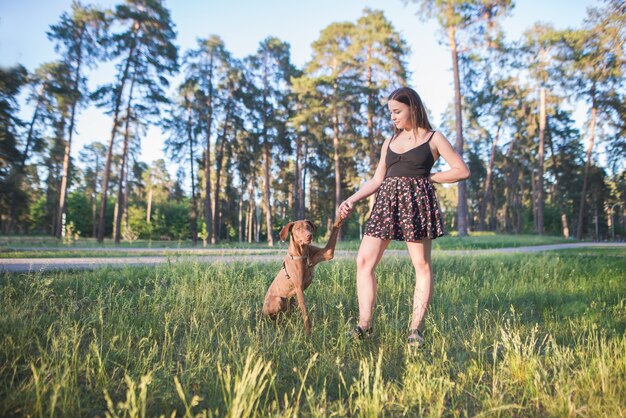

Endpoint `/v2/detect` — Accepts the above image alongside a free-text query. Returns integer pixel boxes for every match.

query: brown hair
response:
[388,87,432,139]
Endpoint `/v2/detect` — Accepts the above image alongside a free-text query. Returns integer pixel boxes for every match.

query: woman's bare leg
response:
[406,239,433,330]
[355,235,390,330]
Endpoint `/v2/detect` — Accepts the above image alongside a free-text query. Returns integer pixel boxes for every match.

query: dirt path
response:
[0,242,623,273]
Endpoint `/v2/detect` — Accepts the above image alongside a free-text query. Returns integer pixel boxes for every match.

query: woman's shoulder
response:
[430,130,450,144]
[380,136,394,150]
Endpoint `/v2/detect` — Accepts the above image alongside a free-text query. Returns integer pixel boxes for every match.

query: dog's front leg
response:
[294,287,311,335]
[311,223,342,265]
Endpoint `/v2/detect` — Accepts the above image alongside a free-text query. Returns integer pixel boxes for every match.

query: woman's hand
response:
[338,199,355,220]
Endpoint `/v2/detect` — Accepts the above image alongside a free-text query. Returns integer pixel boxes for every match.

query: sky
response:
[0,0,598,173]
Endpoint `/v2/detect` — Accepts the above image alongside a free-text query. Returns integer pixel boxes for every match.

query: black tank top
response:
[385,131,436,178]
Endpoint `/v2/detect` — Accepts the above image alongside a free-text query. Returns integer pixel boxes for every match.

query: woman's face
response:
[388,99,412,131]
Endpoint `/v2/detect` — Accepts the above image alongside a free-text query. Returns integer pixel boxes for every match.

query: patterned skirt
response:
[364,176,445,241]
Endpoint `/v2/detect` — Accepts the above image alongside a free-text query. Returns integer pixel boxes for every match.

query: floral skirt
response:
[364,176,445,241]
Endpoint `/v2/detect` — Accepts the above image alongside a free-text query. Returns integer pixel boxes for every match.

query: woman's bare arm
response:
[429,132,470,183]
[338,137,391,218]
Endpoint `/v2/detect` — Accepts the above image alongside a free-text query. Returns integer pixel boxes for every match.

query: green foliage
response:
[28,195,48,233]
[127,205,150,239]
[61,221,79,244]
[0,65,29,232]
[66,191,91,237]
[126,202,191,241]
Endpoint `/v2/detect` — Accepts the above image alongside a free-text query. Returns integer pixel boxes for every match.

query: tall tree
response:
[184,35,230,242]
[353,8,409,175]
[407,0,513,236]
[79,142,106,237]
[211,64,245,243]
[164,79,201,244]
[524,23,562,235]
[246,37,295,245]
[307,22,360,225]
[0,65,28,233]
[41,61,75,237]
[48,1,105,238]
[556,1,625,239]
[94,0,178,242]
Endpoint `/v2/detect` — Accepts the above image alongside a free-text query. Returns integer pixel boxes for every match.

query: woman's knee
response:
[412,258,431,274]
[356,253,377,272]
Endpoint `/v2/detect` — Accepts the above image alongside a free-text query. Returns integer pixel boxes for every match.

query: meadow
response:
[1,248,624,416]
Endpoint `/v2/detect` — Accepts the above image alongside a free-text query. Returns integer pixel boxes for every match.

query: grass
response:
[0,233,577,258]
[1,249,624,416]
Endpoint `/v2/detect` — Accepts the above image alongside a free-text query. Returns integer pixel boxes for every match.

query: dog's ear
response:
[304,220,317,235]
[279,222,295,242]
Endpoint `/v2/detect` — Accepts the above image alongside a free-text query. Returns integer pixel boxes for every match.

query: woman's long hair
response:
[388,87,432,139]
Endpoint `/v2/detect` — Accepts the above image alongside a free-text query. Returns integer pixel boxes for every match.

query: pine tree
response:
[246,37,295,245]
[48,1,105,238]
[406,0,513,236]
[94,0,178,242]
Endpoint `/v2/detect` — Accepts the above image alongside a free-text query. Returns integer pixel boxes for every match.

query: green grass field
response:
[1,249,624,416]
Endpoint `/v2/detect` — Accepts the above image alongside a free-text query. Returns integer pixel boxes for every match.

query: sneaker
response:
[350,325,373,340]
[407,329,424,348]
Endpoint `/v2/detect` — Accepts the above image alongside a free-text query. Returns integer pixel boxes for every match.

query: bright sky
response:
[1,0,597,171]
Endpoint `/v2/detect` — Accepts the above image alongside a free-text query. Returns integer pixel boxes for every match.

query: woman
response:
[338,86,470,347]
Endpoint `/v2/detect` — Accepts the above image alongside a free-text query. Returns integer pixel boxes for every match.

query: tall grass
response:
[1,250,624,416]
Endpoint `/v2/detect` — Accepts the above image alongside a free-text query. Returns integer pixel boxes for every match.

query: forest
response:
[0,0,624,245]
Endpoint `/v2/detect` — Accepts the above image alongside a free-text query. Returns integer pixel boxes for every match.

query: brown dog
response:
[262,218,343,335]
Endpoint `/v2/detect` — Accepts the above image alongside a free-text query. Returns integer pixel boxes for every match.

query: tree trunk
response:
[261,54,274,246]
[367,47,376,177]
[332,81,341,225]
[515,167,523,233]
[204,53,215,242]
[91,185,98,238]
[293,103,303,220]
[576,101,596,240]
[55,125,71,239]
[300,137,308,220]
[536,87,546,235]
[479,124,500,231]
[238,180,244,242]
[98,34,137,242]
[20,89,44,170]
[546,129,569,238]
[123,157,130,233]
[91,152,100,238]
[52,120,66,238]
[531,165,537,231]
[146,181,153,223]
[220,135,234,240]
[211,99,231,244]
[114,97,134,244]
[187,99,198,245]
[255,202,261,243]
[247,179,254,243]
[56,27,85,239]
[448,25,468,236]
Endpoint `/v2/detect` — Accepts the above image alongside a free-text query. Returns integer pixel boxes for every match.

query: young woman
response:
[338,86,470,347]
